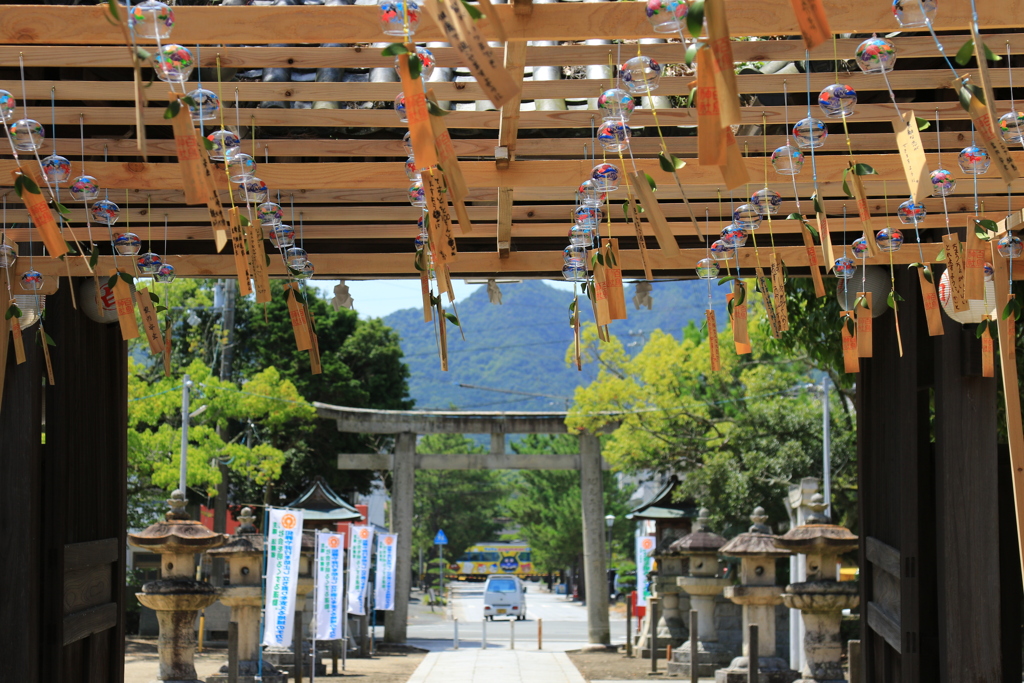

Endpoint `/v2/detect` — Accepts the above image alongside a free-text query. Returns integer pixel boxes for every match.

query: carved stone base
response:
[715,656,800,683]
[666,640,734,677]
[206,659,287,683]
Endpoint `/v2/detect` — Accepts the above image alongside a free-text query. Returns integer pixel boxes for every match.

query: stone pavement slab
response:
[407,650,587,683]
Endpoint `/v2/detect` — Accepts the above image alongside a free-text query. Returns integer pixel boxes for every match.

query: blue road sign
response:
[434,529,449,545]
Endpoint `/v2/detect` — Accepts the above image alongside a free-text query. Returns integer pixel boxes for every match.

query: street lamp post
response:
[605,514,616,603]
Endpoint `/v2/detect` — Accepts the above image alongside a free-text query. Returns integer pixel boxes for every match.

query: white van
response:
[482,575,527,621]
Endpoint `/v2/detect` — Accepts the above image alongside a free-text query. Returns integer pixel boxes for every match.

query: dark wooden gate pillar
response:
[0,280,127,683]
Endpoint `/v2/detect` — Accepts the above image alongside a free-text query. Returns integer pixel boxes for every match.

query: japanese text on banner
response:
[347,526,375,615]
[374,533,399,611]
[262,508,305,647]
[315,532,346,641]
[635,535,656,607]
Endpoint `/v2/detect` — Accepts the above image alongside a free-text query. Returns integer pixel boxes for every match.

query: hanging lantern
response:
[998,234,1023,258]
[876,227,904,252]
[408,181,426,207]
[154,44,195,84]
[834,256,856,279]
[733,204,762,230]
[771,145,804,175]
[577,180,606,207]
[10,119,44,152]
[155,263,176,283]
[836,265,891,317]
[855,37,898,74]
[186,88,220,120]
[818,84,857,118]
[129,0,175,39]
[710,240,736,260]
[597,121,631,153]
[41,154,72,184]
[929,168,956,197]
[892,0,936,28]
[793,117,827,149]
[897,199,927,224]
[0,90,16,123]
[257,202,283,227]
[14,294,43,328]
[751,188,783,216]
[695,258,720,279]
[378,0,421,37]
[0,243,16,268]
[137,252,163,275]
[227,153,256,183]
[938,268,996,324]
[91,198,120,227]
[285,247,308,268]
[590,163,620,192]
[958,144,991,175]
[721,223,748,247]
[20,269,44,291]
[574,205,602,228]
[113,232,141,255]
[238,177,268,203]
[562,260,587,281]
[597,88,636,122]
[851,236,869,259]
[207,129,240,162]
[620,56,663,95]
[269,224,295,249]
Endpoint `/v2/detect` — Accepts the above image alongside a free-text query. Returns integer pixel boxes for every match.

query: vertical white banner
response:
[262,508,304,647]
[315,531,345,641]
[374,533,398,611]
[347,526,374,615]
[635,535,656,607]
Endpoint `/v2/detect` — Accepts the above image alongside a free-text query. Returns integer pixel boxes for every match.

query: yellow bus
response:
[449,543,536,581]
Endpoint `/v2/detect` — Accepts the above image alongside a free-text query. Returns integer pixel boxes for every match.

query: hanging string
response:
[805,50,823,232]
[2,196,12,302]
[761,112,777,251]
[832,35,857,160]
[216,55,238,213]
[705,208,712,305]
[971,119,980,214]
[914,0,960,79]
[783,81,803,214]
[195,44,206,138]
[50,86,57,158]
[147,194,153,254]
[934,108,953,236]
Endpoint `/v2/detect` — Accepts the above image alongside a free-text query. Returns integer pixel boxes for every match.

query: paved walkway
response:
[407,650,587,683]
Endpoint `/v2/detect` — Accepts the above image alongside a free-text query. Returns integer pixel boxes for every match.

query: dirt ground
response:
[123,637,426,683]
[568,649,679,681]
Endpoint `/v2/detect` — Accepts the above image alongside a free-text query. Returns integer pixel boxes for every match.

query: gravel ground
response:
[567,649,677,681]
[123,637,426,683]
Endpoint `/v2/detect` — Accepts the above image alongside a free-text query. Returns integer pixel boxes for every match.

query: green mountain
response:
[383,279,726,411]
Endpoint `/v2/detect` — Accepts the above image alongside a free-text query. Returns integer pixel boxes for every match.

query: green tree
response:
[505,435,635,573]
[566,309,857,535]
[127,356,315,527]
[411,433,507,566]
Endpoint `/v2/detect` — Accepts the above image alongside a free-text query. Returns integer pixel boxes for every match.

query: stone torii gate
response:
[314,403,613,646]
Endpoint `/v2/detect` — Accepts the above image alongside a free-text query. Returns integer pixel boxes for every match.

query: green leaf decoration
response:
[202,137,214,151]
[855,295,868,310]
[644,171,657,192]
[408,54,423,80]
[181,95,197,108]
[621,201,631,220]
[727,298,735,315]
[812,193,824,215]
[803,220,819,238]
[916,116,931,131]
[958,83,975,112]
[461,0,484,20]
[936,247,946,261]
[381,43,410,56]
[156,305,167,313]
[240,214,250,227]
[149,292,160,304]
[107,0,120,20]
[426,100,451,117]
[119,272,134,285]
[107,273,119,290]
[265,253,271,267]
[980,39,1003,62]
[965,82,985,105]
[955,39,975,66]
[976,318,989,338]
[976,218,999,233]
[64,240,78,256]
[5,304,21,320]
[853,162,877,176]
[922,266,933,284]
[44,331,56,347]
[846,316,855,336]
[444,312,461,327]
[786,212,802,221]
[684,44,698,67]
[54,201,71,217]
[841,168,852,198]
[580,282,588,296]
[974,223,991,240]
[606,249,617,267]
[89,244,101,269]
[717,276,736,286]
[658,151,685,173]
[686,0,705,39]
[164,101,180,120]
[734,285,745,307]
[22,175,39,195]
[569,300,576,313]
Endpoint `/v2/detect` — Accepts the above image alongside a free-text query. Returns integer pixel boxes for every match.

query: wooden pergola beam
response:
[0,0,1017,45]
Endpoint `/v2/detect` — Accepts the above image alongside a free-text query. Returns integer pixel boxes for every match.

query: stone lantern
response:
[716,507,798,683]
[128,491,226,683]
[774,494,859,683]
[668,508,733,677]
[205,507,285,683]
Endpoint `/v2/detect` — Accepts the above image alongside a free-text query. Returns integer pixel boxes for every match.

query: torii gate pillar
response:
[384,432,416,643]
[579,432,611,645]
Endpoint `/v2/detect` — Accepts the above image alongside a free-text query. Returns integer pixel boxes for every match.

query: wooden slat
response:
[6,35,1024,69]
[63,539,118,572]
[21,99,1007,131]
[866,601,903,654]
[62,602,118,647]
[866,535,901,579]
[497,187,514,257]
[64,563,112,615]
[0,1,1018,45]
[22,70,1024,104]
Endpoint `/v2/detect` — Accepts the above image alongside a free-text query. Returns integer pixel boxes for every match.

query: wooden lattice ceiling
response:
[2,0,1024,289]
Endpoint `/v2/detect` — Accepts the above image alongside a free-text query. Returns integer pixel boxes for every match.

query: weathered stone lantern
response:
[716,507,798,683]
[668,508,733,677]
[205,507,285,683]
[774,494,859,683]
[128,491,226,683]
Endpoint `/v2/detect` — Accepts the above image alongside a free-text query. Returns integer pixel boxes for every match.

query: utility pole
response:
[213,279,236,586]
[179,374,192,497]
[822,376,831,519]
